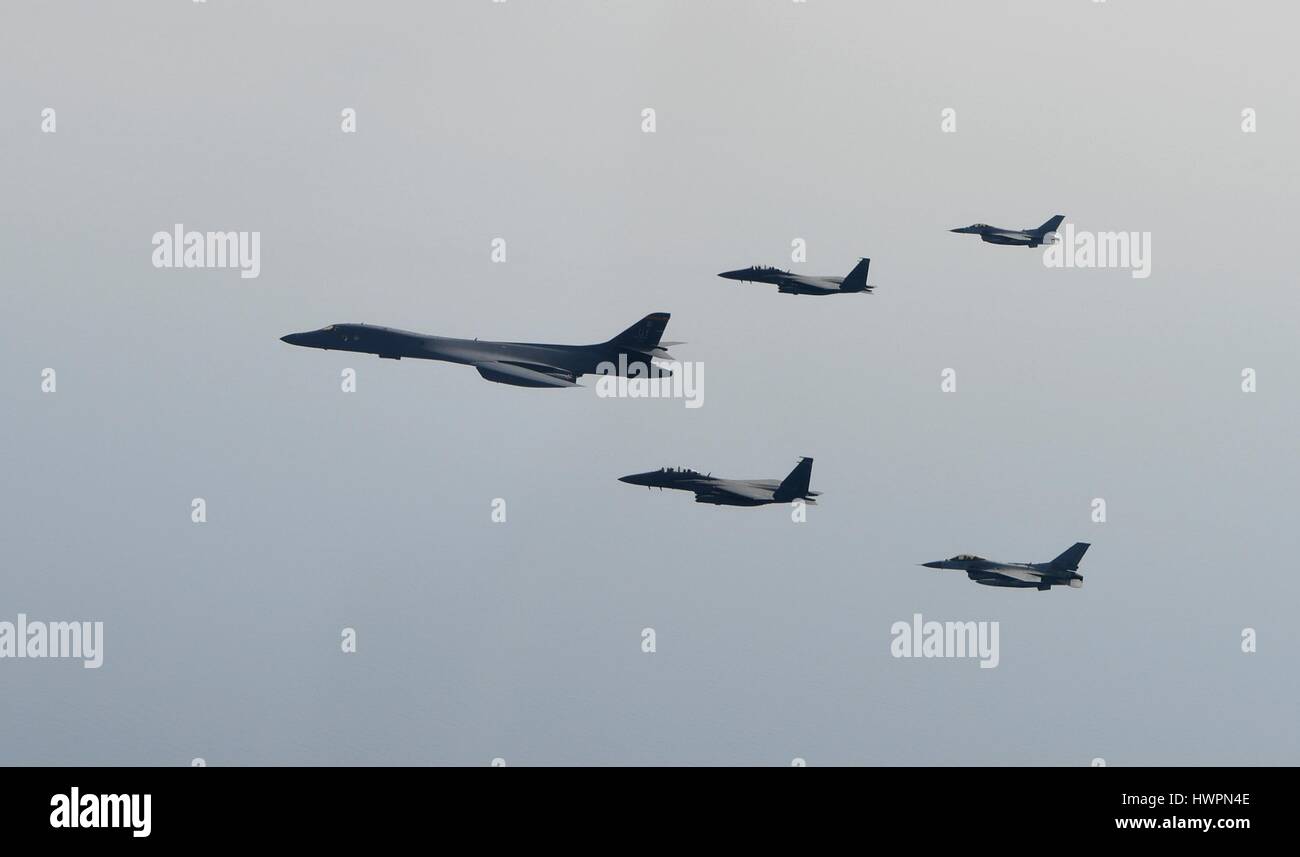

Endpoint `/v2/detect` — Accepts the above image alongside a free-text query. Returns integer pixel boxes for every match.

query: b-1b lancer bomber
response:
[920,542,1090,590]
[619,457,819,506]
[950,215,1065,248]
[281,313,679,388]
[717,258,875,296]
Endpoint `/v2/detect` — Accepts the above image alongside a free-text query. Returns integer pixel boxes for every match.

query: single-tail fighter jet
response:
[280,313,680,388]
[950,215,1065,248]
[619,457,820,506]
[920,542,1090,590]
[717,258,875,296]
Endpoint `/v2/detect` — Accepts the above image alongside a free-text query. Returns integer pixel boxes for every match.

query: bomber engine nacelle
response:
[474,362,578,388]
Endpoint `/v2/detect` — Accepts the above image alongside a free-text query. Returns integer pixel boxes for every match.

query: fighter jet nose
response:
[281,332,307,346]
[921,561,943,569]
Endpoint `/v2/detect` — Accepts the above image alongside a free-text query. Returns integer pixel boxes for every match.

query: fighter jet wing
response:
[991,568,1045,583]
[692,481,774,503]
[474,361,578,388]
[778,281,837,295]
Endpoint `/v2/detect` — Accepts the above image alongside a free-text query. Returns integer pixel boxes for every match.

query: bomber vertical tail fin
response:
[608,313,670,350]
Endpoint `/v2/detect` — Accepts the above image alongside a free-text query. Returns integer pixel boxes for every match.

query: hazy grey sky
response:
[3,0,1297,765]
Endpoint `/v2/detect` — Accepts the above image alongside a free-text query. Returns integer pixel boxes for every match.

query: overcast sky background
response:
[3,0,1297,765]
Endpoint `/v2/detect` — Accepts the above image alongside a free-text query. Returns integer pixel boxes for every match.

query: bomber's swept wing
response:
[474,361,578,388]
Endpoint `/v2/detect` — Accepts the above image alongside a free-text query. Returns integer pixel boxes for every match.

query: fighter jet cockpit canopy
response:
[950,554,985,562]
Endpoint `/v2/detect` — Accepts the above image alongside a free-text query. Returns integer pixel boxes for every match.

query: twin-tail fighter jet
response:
[717,258,875,296]
[619,457,819,507]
